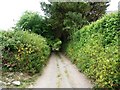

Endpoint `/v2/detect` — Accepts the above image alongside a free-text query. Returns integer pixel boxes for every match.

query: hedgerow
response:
[64,12,119,88]
[0,31,50,74]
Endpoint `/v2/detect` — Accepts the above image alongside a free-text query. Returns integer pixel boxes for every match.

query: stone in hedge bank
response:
[0,31,50,74]
[64,12,119,88]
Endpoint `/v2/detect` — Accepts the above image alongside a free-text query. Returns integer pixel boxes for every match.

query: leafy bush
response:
[47,38,62,51]
[0,31,50,74]
[64,12,119,88]
[15,11,62,52]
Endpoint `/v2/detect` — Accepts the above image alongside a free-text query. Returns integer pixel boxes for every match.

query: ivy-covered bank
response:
[0,31,50,74]
[64,12,119,88]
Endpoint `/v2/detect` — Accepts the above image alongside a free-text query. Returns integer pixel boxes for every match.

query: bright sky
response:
[0,0,119,30]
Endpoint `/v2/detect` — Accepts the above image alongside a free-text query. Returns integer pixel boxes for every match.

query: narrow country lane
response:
[29,53,93,88]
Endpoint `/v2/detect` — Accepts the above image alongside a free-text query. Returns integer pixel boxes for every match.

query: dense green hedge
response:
[64,12,119,88]
[0,31,50,74]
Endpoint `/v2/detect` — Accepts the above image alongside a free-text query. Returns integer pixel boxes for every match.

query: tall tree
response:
[40,2,109,41]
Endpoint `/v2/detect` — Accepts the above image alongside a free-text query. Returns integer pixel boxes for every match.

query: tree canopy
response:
[15,11,53,39]
[40,2,109,41]
[15,2,109,50]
